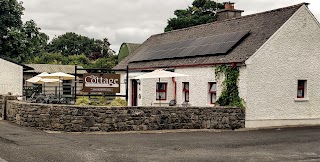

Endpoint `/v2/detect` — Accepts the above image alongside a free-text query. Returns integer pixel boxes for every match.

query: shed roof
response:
[114,3,306,70]
[25,64,86,74]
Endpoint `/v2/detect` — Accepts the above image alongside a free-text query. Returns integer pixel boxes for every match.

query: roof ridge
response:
[152,2,307,38]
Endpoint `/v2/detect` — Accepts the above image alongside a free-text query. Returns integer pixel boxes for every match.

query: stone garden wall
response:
[6,100,245,132]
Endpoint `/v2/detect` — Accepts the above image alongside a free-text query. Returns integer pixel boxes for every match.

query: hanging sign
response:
[83,73,120,93]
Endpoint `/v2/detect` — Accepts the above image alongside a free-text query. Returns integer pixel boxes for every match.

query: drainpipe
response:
[172,77,177,100]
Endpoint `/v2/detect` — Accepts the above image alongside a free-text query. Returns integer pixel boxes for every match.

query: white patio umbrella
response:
[134,69,188,106]
[37,72,50,77]
[39,72,75,98]
[134,69,188,79]
[26,75,61,94]
[41,72,75,80]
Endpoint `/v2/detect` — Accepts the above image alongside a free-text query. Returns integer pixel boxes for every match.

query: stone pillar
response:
[1,95,17,120]
[0,95,3,119]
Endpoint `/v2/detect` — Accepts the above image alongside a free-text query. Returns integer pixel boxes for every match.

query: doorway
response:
[131,79,138,106]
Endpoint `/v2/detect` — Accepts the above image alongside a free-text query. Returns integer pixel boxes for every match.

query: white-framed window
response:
[183,82,189,102]
[297,80,307,98]
[209,82,217,104]
[156,83,167,100]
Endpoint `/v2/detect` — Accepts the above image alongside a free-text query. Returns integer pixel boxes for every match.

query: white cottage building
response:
[114,3,320,128]
[0,57,32,95]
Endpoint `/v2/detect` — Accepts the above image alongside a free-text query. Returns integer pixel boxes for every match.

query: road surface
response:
[0,120,320,162]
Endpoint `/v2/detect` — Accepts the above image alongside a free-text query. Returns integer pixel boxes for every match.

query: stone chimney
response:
[217,2,244,21]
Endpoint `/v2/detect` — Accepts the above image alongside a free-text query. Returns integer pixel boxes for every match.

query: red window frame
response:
[297,80,306,98]
[156,83,167,100]
[183,82,189,102]
[209,82,217,104]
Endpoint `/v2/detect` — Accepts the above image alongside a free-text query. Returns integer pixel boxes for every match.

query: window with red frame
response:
[156,83,167,100]
[183,82,189,102]
[209,82,217,104]
[297,80,307,98]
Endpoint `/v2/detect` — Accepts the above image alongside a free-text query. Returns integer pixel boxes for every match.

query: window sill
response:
[294,98,309,102]
[153,101,169,104]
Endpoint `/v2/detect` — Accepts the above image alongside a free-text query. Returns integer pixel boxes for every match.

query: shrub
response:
[109,97,127,106]
[75,97,90,106]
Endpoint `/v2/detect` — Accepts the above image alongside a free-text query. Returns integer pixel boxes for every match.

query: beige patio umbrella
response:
[26,75,61,94]
[43,72,75,80]
[39,72,75,98]
[134,69,188,106]
[134,69,188,79]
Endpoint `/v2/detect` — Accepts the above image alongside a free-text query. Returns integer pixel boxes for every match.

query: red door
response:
[131,80,138,106]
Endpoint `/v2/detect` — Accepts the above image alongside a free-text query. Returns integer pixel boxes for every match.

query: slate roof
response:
[114,3,307,70]
[25,64,86,74]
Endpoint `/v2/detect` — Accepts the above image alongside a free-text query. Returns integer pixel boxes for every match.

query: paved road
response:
[0,121,320,162]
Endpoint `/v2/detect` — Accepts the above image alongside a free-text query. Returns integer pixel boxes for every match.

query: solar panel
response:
[130,30,250,63]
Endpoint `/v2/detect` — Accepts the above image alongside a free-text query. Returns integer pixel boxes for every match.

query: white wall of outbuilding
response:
[0,59,23,95]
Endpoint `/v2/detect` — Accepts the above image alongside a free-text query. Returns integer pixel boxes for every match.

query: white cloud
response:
[20,0,320,53]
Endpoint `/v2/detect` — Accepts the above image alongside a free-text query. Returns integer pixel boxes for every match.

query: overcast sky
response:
[20,0,320,54]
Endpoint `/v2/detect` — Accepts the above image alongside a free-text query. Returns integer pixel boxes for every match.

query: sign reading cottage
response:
[83,74,120,93]
[114,3,320,128]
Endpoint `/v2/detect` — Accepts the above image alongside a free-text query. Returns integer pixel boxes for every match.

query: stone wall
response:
[6,101,245,132]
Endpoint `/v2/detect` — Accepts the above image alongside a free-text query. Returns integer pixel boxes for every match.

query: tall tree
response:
[0,0,48,62]
[3,20,49,62]
[165,0,224,32]
[46,32,114,59]
[0,0,24,37]
[0,0,24,57]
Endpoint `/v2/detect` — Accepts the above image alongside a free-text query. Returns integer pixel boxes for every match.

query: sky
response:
[20,0,320,54]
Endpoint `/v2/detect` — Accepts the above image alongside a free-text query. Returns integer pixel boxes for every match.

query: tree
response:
[87,55,118,69]
[0,0,48,62]
[165,0,224,32]
[46,32,114,59]
[0,0,24,38]
[0,0,24,58]
[3,20,49,62]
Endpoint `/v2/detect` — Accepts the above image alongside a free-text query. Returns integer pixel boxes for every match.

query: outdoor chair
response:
[42,95,51,104]
[48,95,60,104]
[26,92,36,103]
[33,94,46,103]
[59,97,68,104]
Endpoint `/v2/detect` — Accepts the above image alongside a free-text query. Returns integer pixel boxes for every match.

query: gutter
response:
[127,62,244,71]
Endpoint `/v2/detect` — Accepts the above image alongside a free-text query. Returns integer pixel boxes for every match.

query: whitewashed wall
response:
[0,59,23,95]
[131,66,225,107]
[245,6,320,128]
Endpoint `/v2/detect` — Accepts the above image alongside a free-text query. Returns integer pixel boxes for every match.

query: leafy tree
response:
[46,32,114,59]
[165,0,224,32]
[28,52,117,69]
[29,52,68,65]
[0,0,48,62]
[88,55,118,69]
[67,54,91,66]
[2,20,49,62]
[0,0,24,38]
